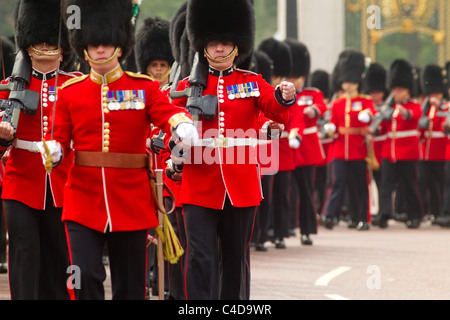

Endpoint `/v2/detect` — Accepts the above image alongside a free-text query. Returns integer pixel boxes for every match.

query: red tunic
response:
[380,100,422,162]
[173,67,292,209]
[293,88,327,167]
[52,66,192,232]
[0,69,80,210]
[329,94,376,161]
[419,105,447,161]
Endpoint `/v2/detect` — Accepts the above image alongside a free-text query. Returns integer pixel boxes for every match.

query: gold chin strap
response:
[204,45,238,64]
[29,45,61,56]
[84,47,122,65]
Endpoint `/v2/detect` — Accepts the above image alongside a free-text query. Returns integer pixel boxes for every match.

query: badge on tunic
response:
[351,101,362,111]
[297,95,313,106]
[107,90,146,111]
[48,86,56,103]
[226,82,260,100]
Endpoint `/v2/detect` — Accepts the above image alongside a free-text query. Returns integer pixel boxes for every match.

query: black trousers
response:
[183,198,255,300]
[418,160,445,217]
[165,197,187,300]
[4,193,70,300]
[293,165,318,235]
[378,159,422,220]
[271,170,292,238]
[325,159,369,222]
[65,221,148,300]
[252,174,273,244]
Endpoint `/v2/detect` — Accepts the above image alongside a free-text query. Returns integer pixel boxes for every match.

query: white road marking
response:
[315,266,352,287]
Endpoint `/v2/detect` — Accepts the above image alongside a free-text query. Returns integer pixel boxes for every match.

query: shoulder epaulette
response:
[235,68,258,76]
[125,71,153,81]
[303,87,321,93]
[60,74,89,89]
[59,70,84,78]
[359,94,371,99]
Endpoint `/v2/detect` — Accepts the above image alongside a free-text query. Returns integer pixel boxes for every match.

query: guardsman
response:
[285,39,326,245]
[363,63,388,190]
[258,37,301,249]
[372,59,423,229]
[309,69,332,221]
[323,49,375,231]
[417,64,447,225]
[0,0,80,300]
[40,0,196,300]
[173,0,296,300]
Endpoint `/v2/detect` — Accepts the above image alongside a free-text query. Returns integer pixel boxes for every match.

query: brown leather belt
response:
[338,127,366,135]
[74,151,147,169]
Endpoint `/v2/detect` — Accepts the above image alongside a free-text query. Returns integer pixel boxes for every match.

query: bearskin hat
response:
[258,38,292,78]
[253,50,273,84]
[363,63,387,95]
[169,2,188,64]
[388,59,414,92]
[421,64,447,96]
[15,0,74,70]
[135,17,174,74]
[335,49,365,86]
[63,0,136,63]
[186,0,255,67]
[0,36,15,79]
[284,38,310,78]
[309,70,330,99]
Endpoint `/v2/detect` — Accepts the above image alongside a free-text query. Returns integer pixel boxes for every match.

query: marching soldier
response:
[323,49,375,231]
[173,0,296,300]
[258,37,301,249]
[40,0,196,300]
[0,0,80,300]
[372,59,423,229]
[309,69,332,220]
[284,39,327,245]
[417,64,447,225]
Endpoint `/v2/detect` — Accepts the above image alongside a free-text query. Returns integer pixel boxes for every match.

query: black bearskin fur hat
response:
[309,70,330,99]
[421,64,447,96]
[388,59,414,92]
[63,0,136,63]
[335,49,365,86]
[257,37,292,78]
[135,17,174,74]
[186,0,255,67]
[15,0,74,70]
[284,38,310,78]
[364,63,388,95]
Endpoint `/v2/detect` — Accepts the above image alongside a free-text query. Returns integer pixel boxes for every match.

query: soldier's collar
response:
[208,65,234,77]
[32,68,58,80]
[90,64,124,85]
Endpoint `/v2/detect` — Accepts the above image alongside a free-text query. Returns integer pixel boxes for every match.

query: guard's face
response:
[204,41,237,70]
[147,59,170,80]
[86,45,122,74]
[341,82,359,93]
[392,87,410,102]
[27,42,62,63]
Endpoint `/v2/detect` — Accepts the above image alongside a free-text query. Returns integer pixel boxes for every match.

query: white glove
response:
[173,122,199,147]
[289,137,301,149]
[358,111,371,123]
[36,140,62,166]
[323,123,336,135]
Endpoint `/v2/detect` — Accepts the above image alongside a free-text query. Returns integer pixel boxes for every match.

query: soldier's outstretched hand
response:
[279,81,296,102]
